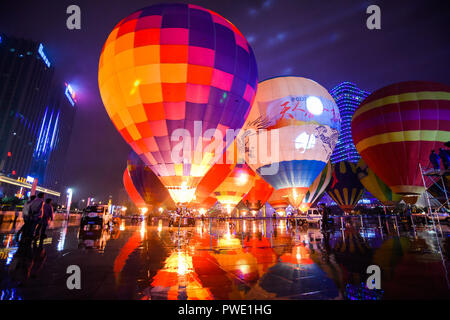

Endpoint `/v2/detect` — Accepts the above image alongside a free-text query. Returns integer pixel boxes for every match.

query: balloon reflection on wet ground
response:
[0,216,449,300]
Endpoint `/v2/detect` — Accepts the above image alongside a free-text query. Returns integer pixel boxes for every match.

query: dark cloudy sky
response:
[1,0,449,203]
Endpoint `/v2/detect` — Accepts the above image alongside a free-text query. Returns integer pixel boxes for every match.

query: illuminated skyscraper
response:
[0,34,76,197]
[330,82,370,164]
[30,83,76,190]
[0,34,53,181]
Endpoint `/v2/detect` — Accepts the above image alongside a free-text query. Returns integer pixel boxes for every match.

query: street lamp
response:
[140,207,148,216]
[66,188,73,219]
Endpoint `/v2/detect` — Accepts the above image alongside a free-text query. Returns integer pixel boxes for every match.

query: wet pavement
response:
[0,216,449,300]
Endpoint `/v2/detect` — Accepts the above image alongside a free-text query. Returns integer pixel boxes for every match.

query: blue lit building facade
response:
[330,82,370,164]
[0,34,76,197]
[31,83,76,192]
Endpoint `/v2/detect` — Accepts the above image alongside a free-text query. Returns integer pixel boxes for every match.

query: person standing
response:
[438,148,450,170]
[319,203,331,230]
[429,150,440,170]
[16,195,36,241]
[28,193,45,239]
[36,198,53,241]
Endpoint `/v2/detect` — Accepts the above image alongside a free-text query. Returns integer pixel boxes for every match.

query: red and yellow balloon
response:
[99,3,258,205]
[352,81,450,196]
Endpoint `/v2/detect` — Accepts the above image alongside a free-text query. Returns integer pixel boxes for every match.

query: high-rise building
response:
[330,82,370,164]
[30,83,76,191]
[0,34,76,198]
[0,34,54,180]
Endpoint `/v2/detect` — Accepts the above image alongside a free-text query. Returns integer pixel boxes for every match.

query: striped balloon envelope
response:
[98,3,258,205]
[299,161,332,212]
[123,168,147,208]
[352,81,450,196]
[356,158,402,206]
[267,189,290,215]
[127,151,175,209]
[213,164,256,214]
[243,76,340,208]
[326,161,365,213]
[243,173,274,211]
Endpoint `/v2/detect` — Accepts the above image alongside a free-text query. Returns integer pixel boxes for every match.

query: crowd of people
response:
[16,192,54,243]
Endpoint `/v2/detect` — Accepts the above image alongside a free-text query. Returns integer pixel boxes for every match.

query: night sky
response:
[1,0,449,203]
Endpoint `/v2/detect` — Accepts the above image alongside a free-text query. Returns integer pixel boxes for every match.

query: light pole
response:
[66,188,73,219]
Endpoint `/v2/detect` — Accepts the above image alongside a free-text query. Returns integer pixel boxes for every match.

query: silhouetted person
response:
[28,193,45,239]
[319,203,331,230]
[429,150,440,170]
[16,195,36,241]
[36,198,53,241]
[439,148,450,170]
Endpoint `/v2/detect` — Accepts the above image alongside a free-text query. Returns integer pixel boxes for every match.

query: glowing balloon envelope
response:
[98,3,258,205]
[327,161,365,213]
[123,168,146,208]
[243,174,274,211]
[356,158,402,206]
[127,151,175,209]
[300,161,332,212]
[243,76,340,207]
[267,189,290,215]
[213,164,256,214]
[352,81,450,196]
[192,143,238,208]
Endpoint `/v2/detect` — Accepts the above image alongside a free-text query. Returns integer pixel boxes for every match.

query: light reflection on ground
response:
[0,216,449,300]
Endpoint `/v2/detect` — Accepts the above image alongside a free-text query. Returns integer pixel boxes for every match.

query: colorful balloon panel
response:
[98,3,258,204]
[300,161,332,212]
[127,151,175,208]
[352,81,450,195]
[356,158,402,205]
[243,174,274,211]
[123,168,146,208]
[243,76,340,207]
[213,164,256,211]
[327,161,365,213]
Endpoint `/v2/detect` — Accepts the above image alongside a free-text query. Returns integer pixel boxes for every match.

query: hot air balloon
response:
[352,81,450,198]
[243,76,340,208]
[267,189,290,216]
[299,161,332,212]
[356,158,402,206]
[123,168,147,209]
[327,161,365,213]
[98,3,258,206]
[243,174,274,212]
[213,164,256,215]
[191,142,238,209]
[127,151,175,210]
